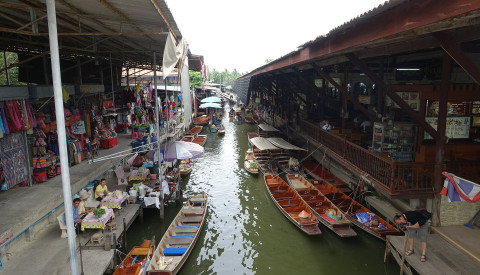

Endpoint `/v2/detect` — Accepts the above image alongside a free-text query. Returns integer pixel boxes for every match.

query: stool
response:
[106,222,117,232]
[91,232,104,244]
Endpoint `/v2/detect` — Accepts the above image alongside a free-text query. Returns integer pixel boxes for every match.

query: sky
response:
[166,0,388,74]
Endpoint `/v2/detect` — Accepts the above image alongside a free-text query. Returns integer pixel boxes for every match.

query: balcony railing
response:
[301,121,480,197]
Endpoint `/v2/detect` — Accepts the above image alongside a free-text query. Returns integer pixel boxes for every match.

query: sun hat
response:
[79,192,90,200]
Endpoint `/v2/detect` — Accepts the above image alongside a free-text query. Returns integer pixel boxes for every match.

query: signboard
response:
[79,84,104,94]
[424,117,471,139]
[385,92,419,111]
[71,121,86,135]
[358,95,371,104]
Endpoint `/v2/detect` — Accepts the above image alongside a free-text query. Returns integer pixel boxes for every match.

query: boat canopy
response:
[250,137,279,151]
[267,137,307,151]
[258,124,279,132]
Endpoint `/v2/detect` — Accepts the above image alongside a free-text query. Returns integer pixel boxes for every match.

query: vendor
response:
[78,192,93,218]
[95,178,109,201]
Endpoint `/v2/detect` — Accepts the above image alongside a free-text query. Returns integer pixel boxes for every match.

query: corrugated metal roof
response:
[0,0,201,69]
[250,137,279,151]
[266,137,306,151]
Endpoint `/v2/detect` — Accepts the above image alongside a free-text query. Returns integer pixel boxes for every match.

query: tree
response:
[0,52,25,85]
[189,71,202,88]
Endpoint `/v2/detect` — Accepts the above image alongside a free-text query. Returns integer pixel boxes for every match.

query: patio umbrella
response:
[162,141,204,162]
[201,96,222,103]
[199,103,222,108]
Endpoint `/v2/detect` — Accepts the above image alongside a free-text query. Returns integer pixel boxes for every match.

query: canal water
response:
[123,109,400,275]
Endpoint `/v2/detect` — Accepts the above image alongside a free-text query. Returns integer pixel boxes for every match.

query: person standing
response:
[394,210,430,262]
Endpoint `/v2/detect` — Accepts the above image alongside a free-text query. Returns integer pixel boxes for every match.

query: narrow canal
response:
[123,108,400,274]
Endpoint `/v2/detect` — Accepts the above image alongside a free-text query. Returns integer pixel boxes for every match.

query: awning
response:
[267,137,307,151]
[250,137,279,151]
[258,124,279,132]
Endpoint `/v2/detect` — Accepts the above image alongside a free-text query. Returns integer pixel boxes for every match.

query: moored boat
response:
[244,116,256,124]
[264,174,322,235]
[193,115,210,126]
[147,194,208,274]
[113,240,155,275]
[310,177,400,240]
[286,174,357,237]
[209,124,218,133]
[217,124,225,135]
[179,159,192,175]
[302,159,351,193]
[185,126,203,136]
[244,149,259,174]
[182,135,207,147]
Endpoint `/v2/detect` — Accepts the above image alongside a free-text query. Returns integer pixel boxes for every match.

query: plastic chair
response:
[114,165,129,185]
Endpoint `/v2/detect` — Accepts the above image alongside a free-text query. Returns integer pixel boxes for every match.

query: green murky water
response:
[122,110,399,275]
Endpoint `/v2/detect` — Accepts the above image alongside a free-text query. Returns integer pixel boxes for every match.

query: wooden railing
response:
[301,120,480,195]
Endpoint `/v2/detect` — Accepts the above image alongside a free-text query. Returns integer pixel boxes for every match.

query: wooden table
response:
[81,208,114,231]
[100,192,129,209]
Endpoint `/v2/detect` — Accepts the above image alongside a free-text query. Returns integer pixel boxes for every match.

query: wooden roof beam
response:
[149,0,178,40]
[345,52,438,138]
[432,31,480,85]
[312,63,376,122]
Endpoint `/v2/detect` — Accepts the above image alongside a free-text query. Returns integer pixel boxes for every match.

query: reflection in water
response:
[124,110,399,275]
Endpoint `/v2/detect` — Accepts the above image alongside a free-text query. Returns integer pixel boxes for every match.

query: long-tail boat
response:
[286,174,357,237]
[185,126,203,136]
[310,177,400,240]
[147,194,208,274]
[264,174,322,235]
[113,240,155,275]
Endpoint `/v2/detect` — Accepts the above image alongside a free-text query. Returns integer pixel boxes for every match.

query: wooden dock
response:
[385,232,480,274]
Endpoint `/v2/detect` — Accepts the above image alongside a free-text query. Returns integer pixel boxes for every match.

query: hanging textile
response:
[162,32,184,79]
[0,132,28,190]
[441,172,480,203]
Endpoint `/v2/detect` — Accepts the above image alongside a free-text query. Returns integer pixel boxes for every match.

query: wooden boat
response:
[182,135,207,147]
[286,174,357,237]
[302,159,351,193]
[179,159,192,175]
[217,124,225,135]
[147,194,208,274]
[244,116,256,124]
[310,177,400,240]
[113,240,155,275]
[247,132,259,142]
[185,126,203,136]
[264,174,321,235]
[193,115,210,126]
[244,149,259,174]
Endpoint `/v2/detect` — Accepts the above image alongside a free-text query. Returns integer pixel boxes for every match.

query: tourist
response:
[95,178,109,201]
[394,210,431,262]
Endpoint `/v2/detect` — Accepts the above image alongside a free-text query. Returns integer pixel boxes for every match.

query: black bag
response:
[419,209,432,220]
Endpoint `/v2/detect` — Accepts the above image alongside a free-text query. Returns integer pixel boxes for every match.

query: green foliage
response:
[189,71,202,88]
[208,68,246,85]
[265,59,274,64]
[93,208,106,218]
[0,52,26,85]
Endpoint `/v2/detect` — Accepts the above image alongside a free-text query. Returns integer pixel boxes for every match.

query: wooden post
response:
[400,232,408,275]
[384,235,390,263]
[432,54,451,226]
[112,233,117,267]
[160,175,165,220]
[123,218,127,249]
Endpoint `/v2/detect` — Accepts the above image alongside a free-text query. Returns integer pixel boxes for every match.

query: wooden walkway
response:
[386,232,480,274]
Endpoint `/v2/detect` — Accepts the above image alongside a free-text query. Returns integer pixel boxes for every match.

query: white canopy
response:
[267,137,307,151]
[250,137,279,151]
[258,124,279,132]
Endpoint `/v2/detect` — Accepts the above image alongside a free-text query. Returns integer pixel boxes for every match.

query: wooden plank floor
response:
[388,233,480,274]
[431,225,480,263]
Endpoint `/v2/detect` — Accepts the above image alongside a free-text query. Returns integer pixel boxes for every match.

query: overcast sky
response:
[166,0,387,74]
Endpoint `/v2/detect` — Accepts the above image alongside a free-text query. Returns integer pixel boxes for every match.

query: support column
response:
[432,54,452,227]
[3,51,10,85]
[46,1,79,274]
[153,52,164,220]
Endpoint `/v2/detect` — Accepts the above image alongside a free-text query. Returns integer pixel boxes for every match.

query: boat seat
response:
[163,247,187,256]
[183,208,204,215]
[178,216,203,223]
[165,237,194,245]
[172,227,198,233]
[171,235,193,238]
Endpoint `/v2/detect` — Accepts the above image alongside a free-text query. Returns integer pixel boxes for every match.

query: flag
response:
[441,172,480,203]
[162,32,184,80]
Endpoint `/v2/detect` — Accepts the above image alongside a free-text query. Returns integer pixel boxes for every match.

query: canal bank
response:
[122,110,400,274]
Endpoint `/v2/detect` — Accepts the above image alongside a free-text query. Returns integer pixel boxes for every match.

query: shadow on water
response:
[121,110,400,275]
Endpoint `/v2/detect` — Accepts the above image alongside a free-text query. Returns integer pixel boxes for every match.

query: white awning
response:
[267,137,307,151]
[250,137,279,151]
[258,124,279,132]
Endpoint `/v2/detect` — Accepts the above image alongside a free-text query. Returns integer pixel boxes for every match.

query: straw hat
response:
[79,192,90,200]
